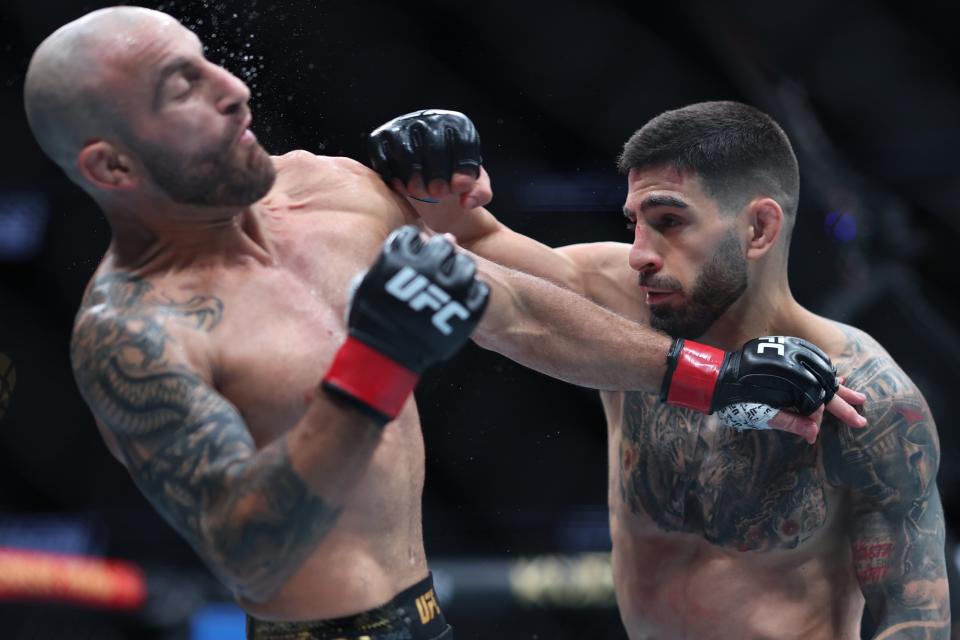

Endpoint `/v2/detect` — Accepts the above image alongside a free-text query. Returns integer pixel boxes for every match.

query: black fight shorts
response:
[246,573,452,640]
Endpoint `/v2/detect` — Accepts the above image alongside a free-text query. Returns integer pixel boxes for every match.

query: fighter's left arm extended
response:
[826,355,950,638]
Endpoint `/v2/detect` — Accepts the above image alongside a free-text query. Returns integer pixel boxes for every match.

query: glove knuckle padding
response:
[347,225,487,373]
[419,124,453,183]
[369,109,482,185]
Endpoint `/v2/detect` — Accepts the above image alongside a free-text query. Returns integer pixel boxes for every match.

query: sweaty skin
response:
[402,164,947,639]
[72,153,432,619]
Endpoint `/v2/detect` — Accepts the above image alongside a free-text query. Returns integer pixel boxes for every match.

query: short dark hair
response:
[617,101,799,217]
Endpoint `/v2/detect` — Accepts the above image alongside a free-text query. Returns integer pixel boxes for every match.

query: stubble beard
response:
[138,133,276,208]
[648,230,748,340]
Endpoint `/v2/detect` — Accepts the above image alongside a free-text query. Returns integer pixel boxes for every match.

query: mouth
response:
[235,114,256,146]
[640,287,681,306]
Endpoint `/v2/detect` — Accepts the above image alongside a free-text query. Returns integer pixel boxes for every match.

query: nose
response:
[210,64,251,115]
[628,221,663,274]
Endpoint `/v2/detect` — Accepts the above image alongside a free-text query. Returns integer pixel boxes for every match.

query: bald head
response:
[24,7,182,179]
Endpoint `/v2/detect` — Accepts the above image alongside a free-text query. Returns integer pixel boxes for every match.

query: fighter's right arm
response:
[415,194,635,312]
[70,231,487,603]
[369,110,634,309]
[71,302,378,604]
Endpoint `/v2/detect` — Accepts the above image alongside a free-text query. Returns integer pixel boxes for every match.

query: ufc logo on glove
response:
[757,336,786,356]
[385,266,471,335]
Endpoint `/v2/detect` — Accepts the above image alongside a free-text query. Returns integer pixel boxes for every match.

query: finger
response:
[768,410,820,444]
[390,178,410,198]
[461,183,489,210]
[835,383,866,406]
[407,174,430,200]
[450,171,477,196]
[825,394,868,428]
[427,178,451,199]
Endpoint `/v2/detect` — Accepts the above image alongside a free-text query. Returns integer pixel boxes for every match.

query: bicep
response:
[824,362,950,631]
[72,316,257,547]
[850,489,949,634]
[557,242,644,318]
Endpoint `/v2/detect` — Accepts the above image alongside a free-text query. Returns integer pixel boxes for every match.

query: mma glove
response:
[660,337,839,416]
[323,226,490,425]
[368,109,481,184]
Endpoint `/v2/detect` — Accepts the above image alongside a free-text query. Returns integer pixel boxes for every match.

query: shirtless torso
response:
[73,152,428,620]
[604,321,914,639]
[550,244,943,640]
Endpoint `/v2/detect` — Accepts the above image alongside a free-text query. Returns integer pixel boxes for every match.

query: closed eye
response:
[651,214,684,231]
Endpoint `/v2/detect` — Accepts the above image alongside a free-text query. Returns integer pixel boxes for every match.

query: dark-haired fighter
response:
[374,105,948,639]
[25,7,865,639]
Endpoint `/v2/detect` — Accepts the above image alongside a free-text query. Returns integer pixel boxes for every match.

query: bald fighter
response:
[374,105,948,639]
[25,8,864,639]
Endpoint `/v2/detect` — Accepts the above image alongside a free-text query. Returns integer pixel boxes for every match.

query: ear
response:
[744,198,783,260]
[76,141,139,192]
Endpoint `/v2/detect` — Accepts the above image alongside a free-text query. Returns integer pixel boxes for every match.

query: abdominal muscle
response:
[609,515,863,640]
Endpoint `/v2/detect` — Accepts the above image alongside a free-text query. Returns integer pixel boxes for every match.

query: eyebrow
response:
[153,57,197,108]
[639,194,689,212]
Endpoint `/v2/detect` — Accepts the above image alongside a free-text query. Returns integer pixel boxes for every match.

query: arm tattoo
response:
[71,273,341,600]
[822,326,949,638]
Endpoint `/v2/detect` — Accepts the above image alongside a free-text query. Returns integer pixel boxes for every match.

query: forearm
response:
[472,255,670,392]
[417,202,586,292]
[199,394,381,602]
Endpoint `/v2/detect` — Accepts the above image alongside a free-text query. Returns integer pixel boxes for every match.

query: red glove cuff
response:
[663,339,726,413]
[322,337,420,423]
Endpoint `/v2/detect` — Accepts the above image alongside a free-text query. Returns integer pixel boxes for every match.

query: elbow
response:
[198,497,343,604]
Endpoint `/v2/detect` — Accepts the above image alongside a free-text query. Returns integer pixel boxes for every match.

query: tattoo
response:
[71,273,341,599]
[618,322,949,635]
[821,326,949,637]
[619,393,828,551]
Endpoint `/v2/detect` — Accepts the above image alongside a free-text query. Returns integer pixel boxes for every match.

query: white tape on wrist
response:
[716,402,780,431]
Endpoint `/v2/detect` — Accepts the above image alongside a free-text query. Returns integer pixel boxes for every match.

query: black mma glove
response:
[368,109,481,184]
[323,226,490,425]
[660,337,839,416]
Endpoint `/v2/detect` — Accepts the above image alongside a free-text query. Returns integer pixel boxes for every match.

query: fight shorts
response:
[246,573,452,640]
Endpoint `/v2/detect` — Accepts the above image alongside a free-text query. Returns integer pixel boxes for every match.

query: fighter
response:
[24,7,865,639]
[372,105,948,639]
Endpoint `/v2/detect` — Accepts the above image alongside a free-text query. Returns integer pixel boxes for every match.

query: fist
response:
[348,225,490,373]
[369,109,481,184]
[714,336,839,416]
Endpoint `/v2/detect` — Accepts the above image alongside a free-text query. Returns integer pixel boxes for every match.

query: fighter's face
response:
[623,166,748,339]
[109,18,275,206]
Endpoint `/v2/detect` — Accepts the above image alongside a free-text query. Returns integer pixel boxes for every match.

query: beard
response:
[136,130,276,207]
[645,230,748,339]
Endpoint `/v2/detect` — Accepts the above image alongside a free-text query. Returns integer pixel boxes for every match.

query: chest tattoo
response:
[619,391,828,551]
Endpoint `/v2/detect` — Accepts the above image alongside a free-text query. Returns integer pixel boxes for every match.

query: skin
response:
[26,7,800,624]
[399,164,947,638]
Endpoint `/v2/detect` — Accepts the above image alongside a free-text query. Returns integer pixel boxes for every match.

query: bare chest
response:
[617,391,837,552]
[211,217,388,444]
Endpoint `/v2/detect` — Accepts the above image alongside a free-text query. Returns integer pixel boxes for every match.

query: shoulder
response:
[270,151,415,226]
[829,322,922,416]
[557,241,632,271]
[71,271,216,386]
[557,241,646,320]
[821,321,939,506]
[272,150,367,175]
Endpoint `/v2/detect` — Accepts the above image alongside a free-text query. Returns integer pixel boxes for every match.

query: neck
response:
[104,200,275,274]
[697,270,810,349]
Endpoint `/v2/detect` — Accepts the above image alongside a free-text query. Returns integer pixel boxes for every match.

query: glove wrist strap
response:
[661,338,725,413]
[322,337,420,425]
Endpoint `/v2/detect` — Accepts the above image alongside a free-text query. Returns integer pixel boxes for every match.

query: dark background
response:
[2,0,960,638]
